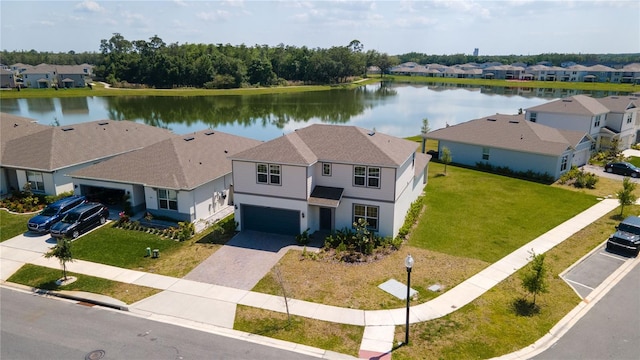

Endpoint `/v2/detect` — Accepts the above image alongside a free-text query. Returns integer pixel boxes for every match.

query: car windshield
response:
[61,212,80,223]
[40,206,60,216]
[618,223,639,233]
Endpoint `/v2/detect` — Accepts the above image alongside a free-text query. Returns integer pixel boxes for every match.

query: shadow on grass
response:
[511,297,541,317]
[250,318,294,336]
[33,280,61,291]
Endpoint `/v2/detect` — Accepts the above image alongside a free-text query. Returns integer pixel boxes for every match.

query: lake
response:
[0,83,629,141]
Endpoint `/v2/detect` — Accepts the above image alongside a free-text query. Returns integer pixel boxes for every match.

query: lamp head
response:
[405,254,414,269]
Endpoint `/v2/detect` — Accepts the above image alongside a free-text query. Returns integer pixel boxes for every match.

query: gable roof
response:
[1,113,51,165]
[71,130,262,190]
[428,114,589,156]
[230,124,419,167]
[525,95,609,116]
[595,95,640,113]
[2,120,175,171]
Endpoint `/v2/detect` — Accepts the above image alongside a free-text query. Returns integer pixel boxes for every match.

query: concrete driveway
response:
[183,231,321,291]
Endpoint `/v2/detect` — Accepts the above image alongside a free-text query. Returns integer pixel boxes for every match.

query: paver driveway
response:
[183,231,319,290]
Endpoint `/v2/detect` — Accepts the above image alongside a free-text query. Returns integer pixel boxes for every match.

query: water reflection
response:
[1,83,633,141]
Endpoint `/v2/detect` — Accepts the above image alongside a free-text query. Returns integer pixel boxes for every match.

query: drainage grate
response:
[85,350,105,360]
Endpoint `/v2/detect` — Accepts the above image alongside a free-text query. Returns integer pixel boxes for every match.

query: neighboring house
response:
[22,64,56,88]
[0,68,16,88]
[594,95,640,149]
[524,95,611,150]
[229,124,431,238]
[70,130,262,231]
[56,64,92,88]
[427,113,594,180]
[0,115,175,197]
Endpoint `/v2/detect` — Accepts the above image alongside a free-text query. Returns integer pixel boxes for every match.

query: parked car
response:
[27,195,86,233]
[606,216,640,257]
[604,162,640,177]
[49,202,109,239]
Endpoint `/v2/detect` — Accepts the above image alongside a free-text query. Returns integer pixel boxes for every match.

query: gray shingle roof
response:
[230,124,419,167]
[71,130,262,190]
[525,95,609,116]
[428,114,588,156]
[2,119,175,171]
[595,95,640,113]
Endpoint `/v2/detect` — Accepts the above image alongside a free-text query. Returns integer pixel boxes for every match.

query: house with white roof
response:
[427,114,594,180]
[70,130,261,230]
[229,124,430,238]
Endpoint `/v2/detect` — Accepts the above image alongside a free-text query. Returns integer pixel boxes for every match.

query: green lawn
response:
[0,210,31,242]
[412,162,599,262]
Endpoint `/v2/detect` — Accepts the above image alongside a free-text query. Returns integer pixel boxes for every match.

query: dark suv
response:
[606,216,640,257]
[50,202,109,239]
[27,195,86,233]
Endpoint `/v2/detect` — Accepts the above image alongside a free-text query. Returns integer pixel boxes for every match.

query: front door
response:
[319,207,332,231]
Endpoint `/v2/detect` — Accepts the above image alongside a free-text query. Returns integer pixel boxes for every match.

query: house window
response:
[322,163,332,176]
[158,189,178,210]
[561,155,568,171]
[256,163,281,185]
[482,147,490,160]
[626,114,633,124]
[594,115,601,127]
[354,166,381,188]
[26,171,44,192]
[529,112,537,122]
[353,204,379,230]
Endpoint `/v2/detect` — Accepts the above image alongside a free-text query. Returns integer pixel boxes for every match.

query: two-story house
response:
[524,95,610,150]
[0,68,16,88]
[22,64,57,88]
[229,124,430,238]
[56,64,92,88]
[595,95,640,149]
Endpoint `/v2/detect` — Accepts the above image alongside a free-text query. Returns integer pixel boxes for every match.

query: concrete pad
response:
[237,290,276,308]
[378,279,417,300]
[410,303,445,322]
[167,279,214,297]
[309,304,364,326]
[65,260,128,279]
[386,307,422,325]
[430,282,486,315]
[466,272,502,291]
[202,284,249,303]
[0,247,45,263]
[362,325,395,342]
[364,309,395,326]
[132,273,180,289]
[0,258,24,280]
[111,269,147,284]
[1,233,54,253]
[286,298,321,318]
[131,291,236,328]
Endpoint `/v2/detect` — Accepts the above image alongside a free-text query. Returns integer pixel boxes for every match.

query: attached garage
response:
[241,205,300,236]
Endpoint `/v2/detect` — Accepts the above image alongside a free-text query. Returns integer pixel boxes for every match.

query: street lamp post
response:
[404,254,414,345]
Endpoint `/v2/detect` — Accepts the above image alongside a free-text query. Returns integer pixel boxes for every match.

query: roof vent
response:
[368,131,376,136]
[562,99,572,102]
[611,96,618,99]
[509,120,519,124]
[61,127,74,131]
[631,97,638,100]
[487,118,497,121]
[204,131,215,135]
[98,122,109,125]
[184,137,195,141]
[224,150,228,153]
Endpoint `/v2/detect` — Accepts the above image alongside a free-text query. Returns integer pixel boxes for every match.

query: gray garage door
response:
[241,205,300,236]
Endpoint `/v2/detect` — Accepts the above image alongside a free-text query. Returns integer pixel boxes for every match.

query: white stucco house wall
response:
[427,114,594,180]
[229,124,430,238]
[70,129,262,231]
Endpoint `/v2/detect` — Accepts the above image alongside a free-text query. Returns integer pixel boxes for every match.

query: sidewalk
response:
[0,198,631,359]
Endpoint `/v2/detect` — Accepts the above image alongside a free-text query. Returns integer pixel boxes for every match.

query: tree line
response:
[1,34,637,89]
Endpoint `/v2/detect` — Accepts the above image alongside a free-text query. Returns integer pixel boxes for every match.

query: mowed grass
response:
[71,225,224,278]
[234,305,363,357]
[391,205,635,360]
[0,210,32,242]
[7,264,160,304]
[416,162,599,262]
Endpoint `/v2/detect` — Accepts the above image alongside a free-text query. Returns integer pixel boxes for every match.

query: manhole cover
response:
[85,350,105,360]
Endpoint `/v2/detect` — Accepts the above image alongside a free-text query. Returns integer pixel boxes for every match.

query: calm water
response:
[0,83,629,141]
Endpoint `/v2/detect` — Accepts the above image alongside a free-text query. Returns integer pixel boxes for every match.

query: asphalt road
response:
[533,260,640,360]
[0,287,322,360]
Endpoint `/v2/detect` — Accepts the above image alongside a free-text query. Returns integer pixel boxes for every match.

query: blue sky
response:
[1,0,638,56]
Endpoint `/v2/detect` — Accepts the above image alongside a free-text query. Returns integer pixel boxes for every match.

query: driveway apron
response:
[183,231,301,290]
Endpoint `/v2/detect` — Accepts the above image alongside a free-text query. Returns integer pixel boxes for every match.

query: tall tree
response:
[617,177,637,216]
